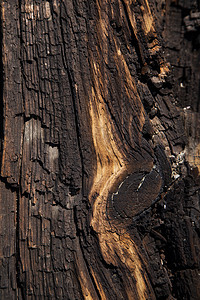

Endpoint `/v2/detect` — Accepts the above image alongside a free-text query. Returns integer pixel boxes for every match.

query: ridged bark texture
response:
[0,1,200,299]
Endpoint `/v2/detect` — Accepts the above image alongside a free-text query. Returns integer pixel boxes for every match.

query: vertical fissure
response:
[16,1,26,298]
[67,68,85,179]
[0,3,4,172]
[16,190,25,300]
[121,0,146,68]
[73,206,101,300]
[59,4,85,189]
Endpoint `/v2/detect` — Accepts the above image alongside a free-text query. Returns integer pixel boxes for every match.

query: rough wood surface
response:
[0,1,199,299]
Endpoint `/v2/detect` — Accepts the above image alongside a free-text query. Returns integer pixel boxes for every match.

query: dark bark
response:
[0,1,199,299]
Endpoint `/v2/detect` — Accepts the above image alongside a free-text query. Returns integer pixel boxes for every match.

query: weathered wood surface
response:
[0,0,199,299]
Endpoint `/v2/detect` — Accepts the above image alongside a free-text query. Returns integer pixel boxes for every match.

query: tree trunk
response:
[0,0,200,299]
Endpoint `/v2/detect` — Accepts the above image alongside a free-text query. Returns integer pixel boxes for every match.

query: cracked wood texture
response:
[0,0,200,299]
